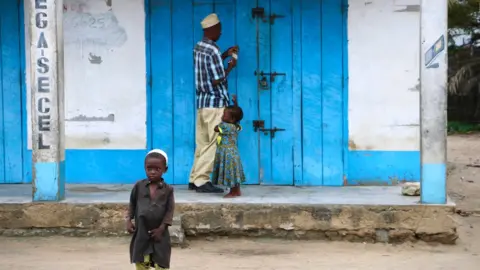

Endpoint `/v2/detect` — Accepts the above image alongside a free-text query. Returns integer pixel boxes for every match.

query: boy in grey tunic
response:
[126,149,175,270]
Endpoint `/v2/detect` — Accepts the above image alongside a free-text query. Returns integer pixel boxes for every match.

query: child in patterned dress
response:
[212,95,246,198]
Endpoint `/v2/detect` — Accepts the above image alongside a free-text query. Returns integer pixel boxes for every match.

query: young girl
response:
[212,95,246,198]
[126,149,174,270]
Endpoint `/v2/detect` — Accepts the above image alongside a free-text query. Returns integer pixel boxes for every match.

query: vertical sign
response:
[31,0,60,161]
[30,0,65,201]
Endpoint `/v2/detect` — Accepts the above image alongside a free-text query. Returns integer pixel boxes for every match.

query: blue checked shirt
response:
[194,38,229,109]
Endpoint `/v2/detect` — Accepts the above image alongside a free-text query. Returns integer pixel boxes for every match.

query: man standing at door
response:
[189,13,238,193]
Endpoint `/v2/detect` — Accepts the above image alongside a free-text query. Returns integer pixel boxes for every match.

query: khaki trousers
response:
[189,107,224,187]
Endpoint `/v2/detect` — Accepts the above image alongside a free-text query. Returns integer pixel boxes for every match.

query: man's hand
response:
[227,58,237,69]
[227,45,239,56]
[126,219,135,234]
[149,225,165,242]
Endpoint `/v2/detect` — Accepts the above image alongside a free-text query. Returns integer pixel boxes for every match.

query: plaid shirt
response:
[194,38,229,109]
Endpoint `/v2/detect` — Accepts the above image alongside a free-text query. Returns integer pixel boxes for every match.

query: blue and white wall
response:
[26,0,147,150]
[20,0,422,185]
[346,0,421,184]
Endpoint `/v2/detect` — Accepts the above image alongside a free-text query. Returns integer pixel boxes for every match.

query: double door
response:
[149,0,345,186]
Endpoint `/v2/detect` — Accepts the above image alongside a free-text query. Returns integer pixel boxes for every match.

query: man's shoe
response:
[188,183,197,190]
[196,182,224,193]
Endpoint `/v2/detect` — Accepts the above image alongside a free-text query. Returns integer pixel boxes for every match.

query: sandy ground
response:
[1,134,480,270]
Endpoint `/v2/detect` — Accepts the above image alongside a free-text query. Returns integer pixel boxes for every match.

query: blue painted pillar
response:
[419,0,448,204]
[29,0,66,201]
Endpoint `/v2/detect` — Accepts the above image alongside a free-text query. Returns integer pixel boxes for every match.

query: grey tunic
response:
[128,179,175,268]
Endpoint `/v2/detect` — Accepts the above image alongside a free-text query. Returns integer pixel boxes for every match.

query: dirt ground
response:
[1,134,480,270]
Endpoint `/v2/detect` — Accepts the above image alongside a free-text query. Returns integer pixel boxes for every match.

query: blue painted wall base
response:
[33,161,65,201]
[347,151,420,185]
[421,163,447,204]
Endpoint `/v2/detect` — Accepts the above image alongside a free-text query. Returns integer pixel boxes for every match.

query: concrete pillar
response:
[419,0,448,204]
[30,0,66,201]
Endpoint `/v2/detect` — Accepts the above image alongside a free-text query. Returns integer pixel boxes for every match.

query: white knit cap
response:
[147,149,168,166]
[201,13,220,29]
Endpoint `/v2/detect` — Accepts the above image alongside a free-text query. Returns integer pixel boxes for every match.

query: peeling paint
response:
[394,5,420,12]
[348,139,358,150]
[66,113,115,122]
[88,53,102,64]
[408,81,420,91]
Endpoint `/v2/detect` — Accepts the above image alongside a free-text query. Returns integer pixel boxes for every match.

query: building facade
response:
[0,0,447,202]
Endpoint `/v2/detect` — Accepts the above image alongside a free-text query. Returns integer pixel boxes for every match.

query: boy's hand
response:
[126,219,135,234]
[149,225,165,242]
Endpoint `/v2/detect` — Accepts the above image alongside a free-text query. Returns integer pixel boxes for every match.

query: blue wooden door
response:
[150,0,262,184]
[252,0,346,186]
[0,0,23,183]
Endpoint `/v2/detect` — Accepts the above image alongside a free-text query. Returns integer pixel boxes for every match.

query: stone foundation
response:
[0,202,458,244]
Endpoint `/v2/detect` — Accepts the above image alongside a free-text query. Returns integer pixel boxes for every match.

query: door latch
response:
[254,71,286,82]
[259,127,286,138]
[251,7,267,22]
[251,7,285,25]
[258,76,269,90]
[269,13,285,24]
[253,120,265,132]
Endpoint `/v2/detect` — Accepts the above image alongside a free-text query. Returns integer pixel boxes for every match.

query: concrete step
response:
[170,214,187,247]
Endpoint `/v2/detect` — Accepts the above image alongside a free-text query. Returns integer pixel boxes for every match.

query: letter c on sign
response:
[38,97,50,113]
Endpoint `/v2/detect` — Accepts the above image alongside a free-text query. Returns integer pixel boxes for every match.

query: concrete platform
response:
[0,184,458,244]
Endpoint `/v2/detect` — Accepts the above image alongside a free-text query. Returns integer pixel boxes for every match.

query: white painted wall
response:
[348,0,420,151]
[26,0,147,149]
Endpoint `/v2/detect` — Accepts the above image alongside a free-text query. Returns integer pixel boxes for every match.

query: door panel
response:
[270,0,294,185]
[150,0,174,183]
[171,0,195,184]
[320,0,344,186]
[256,0,294,185]
[257,0,272,184]
[236,0,259,184]
[300,0,345,186]
[0,0,23,183]
[301,0,323,185]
